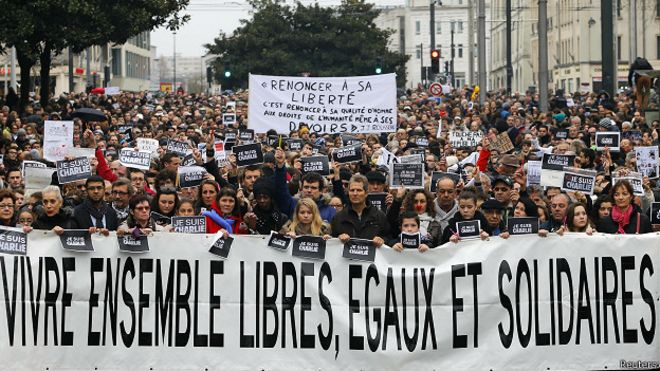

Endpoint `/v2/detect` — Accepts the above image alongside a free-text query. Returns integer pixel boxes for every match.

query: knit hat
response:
[252,177,273,198]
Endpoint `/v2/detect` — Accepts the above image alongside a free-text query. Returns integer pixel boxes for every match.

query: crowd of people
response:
[1,86,659,251]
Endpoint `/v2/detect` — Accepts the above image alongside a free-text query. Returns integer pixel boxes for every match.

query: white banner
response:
[248,74,397,134]
[1,233,658,370]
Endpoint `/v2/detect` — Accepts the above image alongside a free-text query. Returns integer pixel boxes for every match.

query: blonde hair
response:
[289,198,324,236]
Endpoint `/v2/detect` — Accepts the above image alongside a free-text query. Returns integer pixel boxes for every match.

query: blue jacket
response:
[272,165,336,223]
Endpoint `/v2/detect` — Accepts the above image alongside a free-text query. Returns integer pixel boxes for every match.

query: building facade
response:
[492,0,660,94]
[375,0,491,90]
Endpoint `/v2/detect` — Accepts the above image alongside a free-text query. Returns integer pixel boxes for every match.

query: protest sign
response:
[66,147,95,159]
[43,120,74,161]
[456,220,481,239]
[332,145,362,163]
[430,171,460,192]
[59,230,93,251]
[366,193,388,212]
[22,160,47,176]
[232,143,264,167]
[399,153,424,164]
[266,232,292,251]
[208,234,234,259]
[555,130,568,140]
[595,132,621,151]
[507,217,539,235]
[622,130,643,143]
[214,140,227,164]
[491,132,515,153]
[239,129,255,142]
[291,235,326,260]
[415,137,429,147]
[390,163,424,189]
[104,86,120,95]
[119,148,152,171]
[1,233,659,370]
[287,138,304,151]
[179,166,206,188]
[171,216,207,234]
[449,131,482,148]
[526,160,542,186]
[137,138,160,153]
[248,74,397,134]
[341,134,362,147]
[635,146,659,179]
[540,153,575,187]
[117,235,149,252]
[223,113,236,126]
[181,153,197,167]
[649,202,660,224]
[0,227,27,255]
[301,155,330,175]
[561,168,597,195]
[224,129,238,143]
[342,238,376,262]
[56,157,92,184]
[400,232,421,249]
[24,167,56,190]
[166,139,191,157]
[376,148,398,168]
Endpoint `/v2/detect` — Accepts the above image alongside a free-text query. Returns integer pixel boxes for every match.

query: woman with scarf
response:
[32,186,77,233]
[204,187,248,235]
[596,180,652,234]
[243,177,288,235]
[387,187,442,246]
[117,195,169,236]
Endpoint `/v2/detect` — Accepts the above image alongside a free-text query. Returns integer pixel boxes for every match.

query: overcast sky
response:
[152,0,406,58]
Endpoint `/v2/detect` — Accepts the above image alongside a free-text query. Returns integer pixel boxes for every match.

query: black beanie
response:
[253,177,274,198]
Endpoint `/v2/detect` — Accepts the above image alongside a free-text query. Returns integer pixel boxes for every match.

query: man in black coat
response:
[73,175,119,233]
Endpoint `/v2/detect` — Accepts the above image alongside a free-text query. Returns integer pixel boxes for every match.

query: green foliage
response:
[205,0,408,89]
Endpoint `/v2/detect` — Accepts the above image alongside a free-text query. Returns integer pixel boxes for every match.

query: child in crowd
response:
[391,211,433,252]
[281,197,331,239]
[441,191,491,244]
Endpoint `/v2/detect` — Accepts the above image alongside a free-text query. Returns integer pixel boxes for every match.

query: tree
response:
[0,0,189,112]
[205,0,408,89]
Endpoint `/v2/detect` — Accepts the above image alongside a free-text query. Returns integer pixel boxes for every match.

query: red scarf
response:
[611,205,633,234]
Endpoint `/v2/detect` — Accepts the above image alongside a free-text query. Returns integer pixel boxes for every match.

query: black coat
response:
[73,202,119,231]
[596,205,652,234]
[441,211,492,245]
[331,204,390,241]
[33,208,77,230]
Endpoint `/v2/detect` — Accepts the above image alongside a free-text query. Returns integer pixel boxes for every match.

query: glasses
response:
[134,206,150,211]
[0,204,14,209]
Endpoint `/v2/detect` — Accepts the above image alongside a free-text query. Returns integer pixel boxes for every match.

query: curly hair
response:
[401,189,436,217]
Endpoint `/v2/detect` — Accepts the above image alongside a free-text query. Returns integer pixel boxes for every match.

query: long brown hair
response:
[401,189,436,217]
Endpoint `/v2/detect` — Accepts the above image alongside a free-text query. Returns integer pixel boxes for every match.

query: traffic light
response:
[431,49,440,74]
[206,66,213,84]
[375,58,383,74]
[223,63,232,79]
[444,61,449,73]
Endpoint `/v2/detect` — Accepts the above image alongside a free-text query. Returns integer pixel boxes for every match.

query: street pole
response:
[68,48,74,93]
[477,0,486,106]
[628,0,637,62]
[451,26,455,87]
[429,0,436,82]
[420,43,425,86]
[538,0,549,112]
[173,31,177,93]
[506,0,512,94]
[10,46,17,91]
[86,47,91,89]
[467,0,474,86]
[601,0,616,97]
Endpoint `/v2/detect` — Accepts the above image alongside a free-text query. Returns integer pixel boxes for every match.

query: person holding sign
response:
[556,203,595,235]
[0,190,31,233]
[32,186,77,233]
[331,174,389,247]
[150,187,179,226]
[595,180,652,234]
[280,198,331,240]
[117,195,169,236]
[244,177,288,235]
[204,187,249,235]
[390,211,433,252]
[440,191,491,245]
[72,176,119,234]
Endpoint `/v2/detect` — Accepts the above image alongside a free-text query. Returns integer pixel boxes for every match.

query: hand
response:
[141,228,154,236]
[372,236,384,247]
[286,231,297,238]
[586,226,594,236]
[332,161,341,180]
[52,226,64,235]
[22,225,33,234]
[538,229,549,237]
[385,193,394,207]
[339,233,351,243]
[237,188,245,204]
[395,186,406,201]
[499,231,510,239]
[479,230,490,240]
[275,147,286,167]
[449,234,460,243]
[392,242,404,252]
[418,244,430,253]
[219,228,230,237]
[117,228,126,237]
[556,225,566,236]
[193,148,203,165]
[244,212,257,229]
[322,234,331,240]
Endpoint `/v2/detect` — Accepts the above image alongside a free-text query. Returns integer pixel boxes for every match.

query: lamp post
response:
[173,31,177,93]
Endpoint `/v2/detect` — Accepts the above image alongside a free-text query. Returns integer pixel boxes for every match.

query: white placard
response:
[137,138,160,153]
[635,146,659,179]
[43,120,74,161]
[248,74,397,134]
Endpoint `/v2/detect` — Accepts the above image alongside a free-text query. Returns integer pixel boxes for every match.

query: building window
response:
[657,36,660,59]
[458,44,463,58]
[458,21,464,33]
[416,45,421,59]
[617,35,622,60]
[111,48,121,76]
[436,22,441,34]
[415,20,421,35]
[616,0,621,17]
